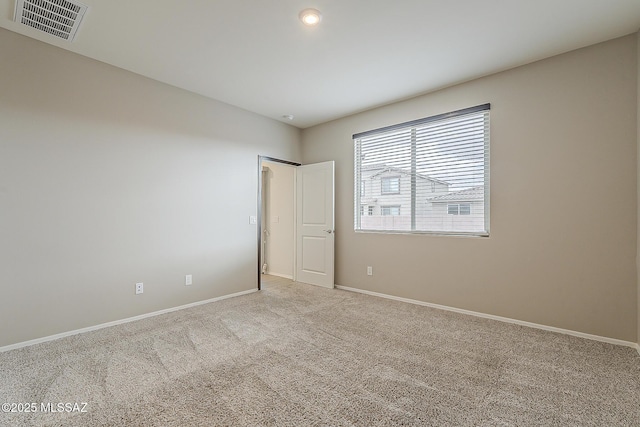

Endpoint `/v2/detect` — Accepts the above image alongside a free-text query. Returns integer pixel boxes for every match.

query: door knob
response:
[324,229,334,234]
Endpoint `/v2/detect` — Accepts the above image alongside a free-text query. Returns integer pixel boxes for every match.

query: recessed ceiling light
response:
[299,8,322,26]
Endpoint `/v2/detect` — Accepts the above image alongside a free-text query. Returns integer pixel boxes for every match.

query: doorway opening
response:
[258,156,336,291]
[257,156,299,290]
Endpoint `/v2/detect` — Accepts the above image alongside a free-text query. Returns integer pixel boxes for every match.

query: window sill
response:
[354,229,490,238]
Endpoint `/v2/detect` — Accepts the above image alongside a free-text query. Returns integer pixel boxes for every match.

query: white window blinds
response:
[354,104,490,236]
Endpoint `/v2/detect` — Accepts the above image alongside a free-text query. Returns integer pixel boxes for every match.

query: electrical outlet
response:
[135,282,144,294]
[249,216,257,224]
[185,274,192,286]
[367,266,373,276]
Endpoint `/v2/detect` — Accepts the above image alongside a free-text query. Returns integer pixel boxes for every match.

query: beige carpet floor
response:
[0,275,639,426]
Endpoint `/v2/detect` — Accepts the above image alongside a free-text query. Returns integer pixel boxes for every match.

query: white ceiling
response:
[1,1,639,128]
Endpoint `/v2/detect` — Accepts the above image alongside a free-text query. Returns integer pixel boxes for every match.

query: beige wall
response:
[0,28,301,347]
[263,161,295,278]
[303,34,638,342]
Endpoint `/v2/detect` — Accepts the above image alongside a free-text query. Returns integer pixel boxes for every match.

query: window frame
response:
[381,205,401,216]
[447,203,472,216]
[380,176,401,195]
[353,104,490,237]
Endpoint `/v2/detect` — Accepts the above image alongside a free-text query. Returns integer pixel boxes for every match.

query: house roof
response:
[362,164,449,186]
[428,186,484,202]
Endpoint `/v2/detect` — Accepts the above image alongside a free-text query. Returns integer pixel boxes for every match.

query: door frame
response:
[257,155,300,290]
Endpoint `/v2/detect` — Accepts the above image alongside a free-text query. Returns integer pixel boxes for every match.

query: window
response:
[360,180,365,197]
[381,206,400,216]
[360,205,364,216]
[354,104,490,235]
[448,203,471,215]
[381,176,400,194]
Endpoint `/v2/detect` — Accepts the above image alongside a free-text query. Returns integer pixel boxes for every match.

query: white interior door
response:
[295,161,335,288]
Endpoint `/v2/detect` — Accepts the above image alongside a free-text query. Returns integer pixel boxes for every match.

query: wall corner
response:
[636,29,640,347]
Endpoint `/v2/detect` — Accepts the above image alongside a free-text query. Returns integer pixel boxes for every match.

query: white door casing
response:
[295,161,335,288]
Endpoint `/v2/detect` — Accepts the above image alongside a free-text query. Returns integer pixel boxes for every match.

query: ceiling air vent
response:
[14,0,88,42]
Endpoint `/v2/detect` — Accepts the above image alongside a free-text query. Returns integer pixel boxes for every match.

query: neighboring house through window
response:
[368,206,374,216]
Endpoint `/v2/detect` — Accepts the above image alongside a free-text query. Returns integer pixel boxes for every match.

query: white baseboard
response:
[264,272,293,280]
[0,288,258,353]
[336,285,638,350]
[635,343,640,357]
